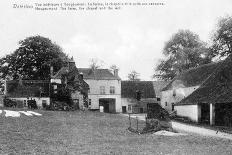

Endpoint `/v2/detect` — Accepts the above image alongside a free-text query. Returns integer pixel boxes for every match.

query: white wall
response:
[10,97,50,108]
[0,95,3,107]
[175,105,200,122]
[161,86,199,112]
[85,79,122,112]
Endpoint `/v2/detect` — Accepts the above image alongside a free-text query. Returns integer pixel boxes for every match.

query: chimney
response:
[114,69,118,77]
[68,57,76,71]
[79,72,84,80]
[50,66,54,77]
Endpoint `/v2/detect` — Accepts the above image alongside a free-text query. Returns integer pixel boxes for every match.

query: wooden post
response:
[129,113,131,128]
[136,116,138,131]
[210,103,215,125]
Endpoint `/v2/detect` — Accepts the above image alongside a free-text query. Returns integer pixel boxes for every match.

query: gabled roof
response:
[152,81,169,97]
[52,65,89,94]
[121,81,156,98]
[178,54,232,105]
[6,80,50,98]
[162,62,219,91]
[78,68,120,80]
[52,67,69,79]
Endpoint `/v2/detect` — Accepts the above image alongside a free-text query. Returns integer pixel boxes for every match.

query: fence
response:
[128,113,148,133]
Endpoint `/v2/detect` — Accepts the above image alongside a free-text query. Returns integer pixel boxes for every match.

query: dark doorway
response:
[140,108,143,113]
[201,104,210,124]
[99,98,116,113]
[122,106,127,113]
[215,103,232,127]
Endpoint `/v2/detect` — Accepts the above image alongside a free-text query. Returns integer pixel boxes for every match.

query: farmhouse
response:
[121,81,167,113]
[162,54,232,126]
[51,59,89,109]
[5,79,50,108]
[77,68,121,113]
[161,62,218,113]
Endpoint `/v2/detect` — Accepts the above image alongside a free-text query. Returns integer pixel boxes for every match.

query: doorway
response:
[122,106,127,113]
[201,104,210,124]
[99,98,116,113]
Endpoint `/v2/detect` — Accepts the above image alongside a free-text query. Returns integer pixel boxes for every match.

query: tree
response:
[89,58,104,70]
[0,35,69,80]
[154,29,212,80]
[110,64,119,74]
[211,16,232,59]
[128,70,140,81]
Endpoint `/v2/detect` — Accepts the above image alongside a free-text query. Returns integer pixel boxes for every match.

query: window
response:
[165,102,168,106]
[157,98,160,101]
[42,100,47,108]
[128,105,131,111]
[110,86,115,94]
[73,99,79,104]
[100,86,105,94]
[172,103,175,111]
[53,85,57,90]
[89,99,91,105]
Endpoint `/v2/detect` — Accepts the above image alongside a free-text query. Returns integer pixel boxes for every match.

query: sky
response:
[0,0,232,80]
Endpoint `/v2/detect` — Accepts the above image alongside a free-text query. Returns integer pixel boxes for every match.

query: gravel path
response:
[171,121,232,140]
[121,113,232,140]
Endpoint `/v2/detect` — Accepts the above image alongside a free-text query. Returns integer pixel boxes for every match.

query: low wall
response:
[10,97,50,108]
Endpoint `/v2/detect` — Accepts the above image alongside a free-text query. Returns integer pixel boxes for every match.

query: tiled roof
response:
[78,68,120,80]
[177,54,232,105]
[52,66,89,93]
[52,67,69,79]
[6,80,50,98]
[152,81,169,97]
[121,81,156,98]
[162,62,219,91]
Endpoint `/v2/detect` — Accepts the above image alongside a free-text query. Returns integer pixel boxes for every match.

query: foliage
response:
[211,16,232,59]
[3,97,17,107]
[0,35,69,80]
[127,70,140,81]
[154,30,212,80]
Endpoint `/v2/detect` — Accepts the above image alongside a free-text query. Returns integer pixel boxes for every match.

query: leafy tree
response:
[128,70,140,81]
[154,29,212,80]
[211,16,232,59]
[0,35,69,80]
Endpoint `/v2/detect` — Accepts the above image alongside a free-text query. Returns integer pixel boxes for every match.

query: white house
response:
[160,58,232,126]
[161,62,218,122]
[78,68,121,113]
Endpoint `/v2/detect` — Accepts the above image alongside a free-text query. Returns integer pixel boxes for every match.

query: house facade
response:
[177,55,232,126]
[5,79,50,108]
[121,81,167,113]
[161,56,232,126]
[78,68,121,113]
[161,63,218,122]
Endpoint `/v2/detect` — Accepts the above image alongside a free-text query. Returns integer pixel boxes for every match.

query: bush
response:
[51,101,71,111]
[3,97,17,107]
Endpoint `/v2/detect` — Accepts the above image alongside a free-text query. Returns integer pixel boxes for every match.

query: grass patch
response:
[0,110,232,154]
